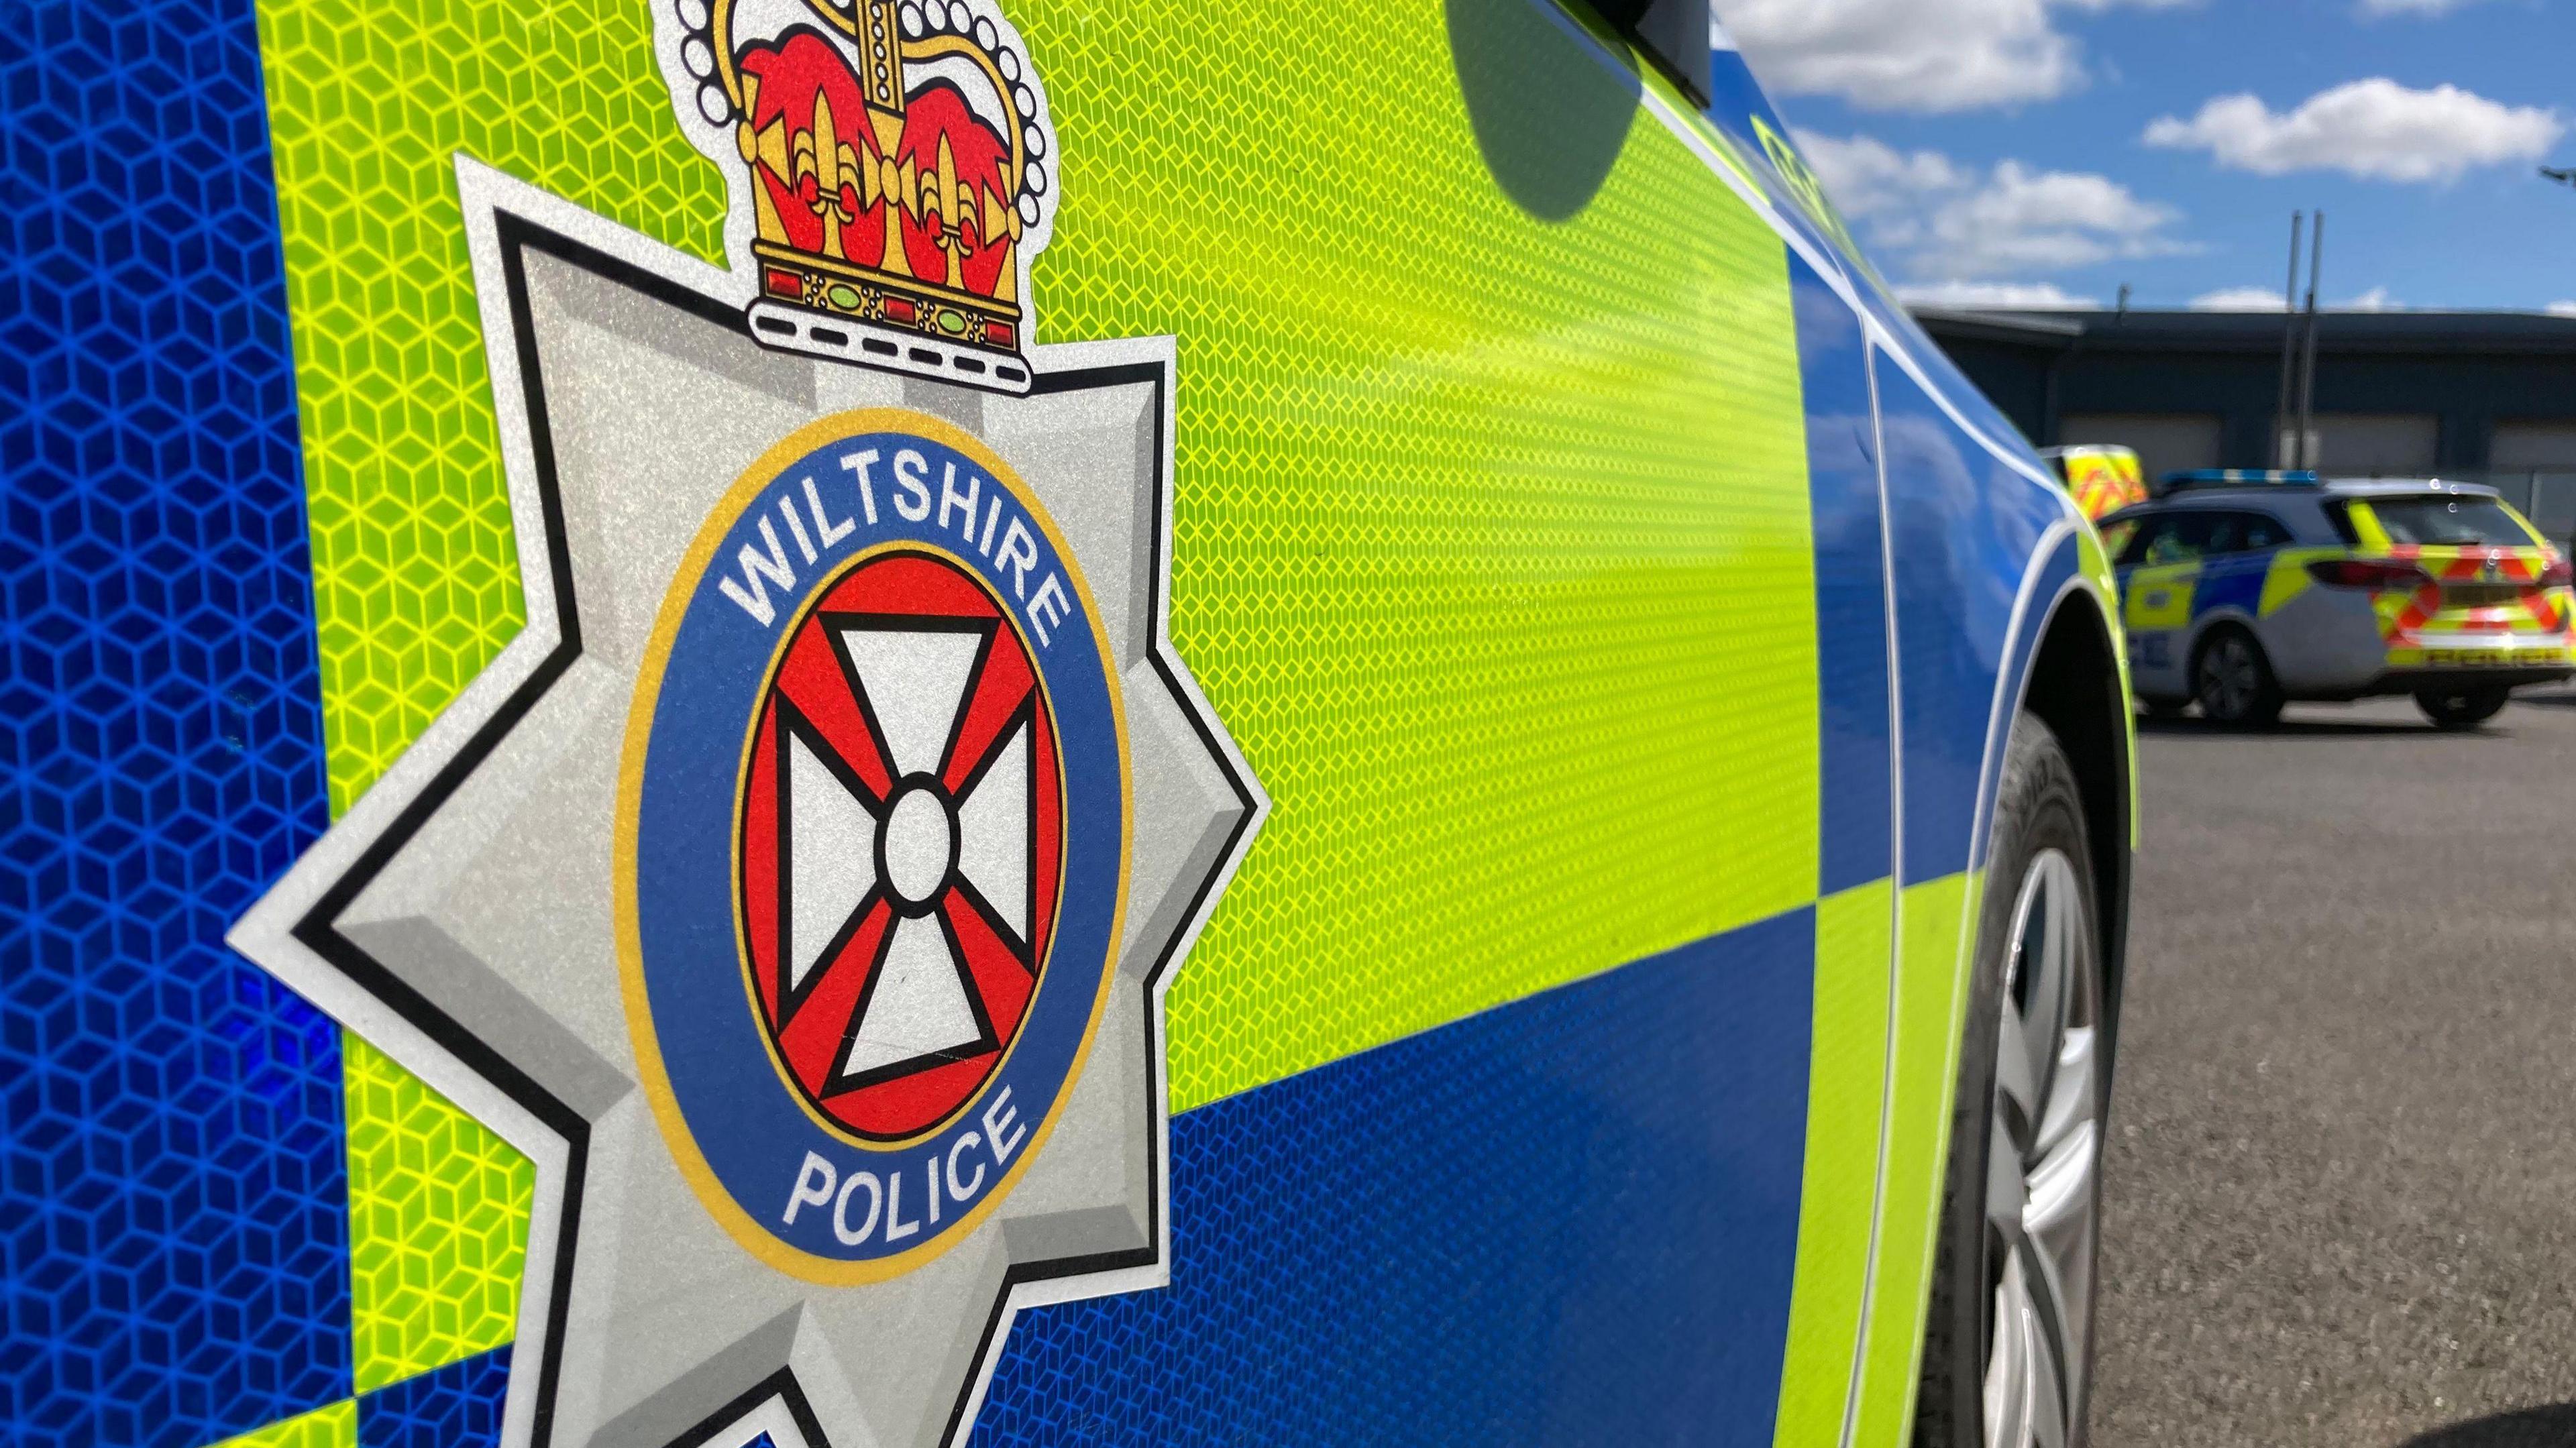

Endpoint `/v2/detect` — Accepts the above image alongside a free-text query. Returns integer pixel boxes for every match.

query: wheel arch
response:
[2017,583,2135,1070]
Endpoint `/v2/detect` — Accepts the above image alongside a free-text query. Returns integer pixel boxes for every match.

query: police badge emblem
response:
[227,3,1263,1445]
[624,415,1130,1282]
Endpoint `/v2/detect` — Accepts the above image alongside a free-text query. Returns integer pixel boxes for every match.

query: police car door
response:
[2119,512,2212,695]
[2190,510,2289,635]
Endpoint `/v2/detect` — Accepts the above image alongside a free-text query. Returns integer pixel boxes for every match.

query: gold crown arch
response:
[708,0,1048,390]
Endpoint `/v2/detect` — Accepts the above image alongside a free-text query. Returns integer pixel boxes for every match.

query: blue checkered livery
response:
[1,3,350,1445]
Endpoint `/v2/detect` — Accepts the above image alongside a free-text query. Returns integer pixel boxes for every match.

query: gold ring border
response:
[614,406,1132,1286]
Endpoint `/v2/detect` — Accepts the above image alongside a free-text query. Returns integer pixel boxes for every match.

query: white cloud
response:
[1788,132,1971,219]
[2195,284,2400,311]
[1917,162,2185,274]
[2145,79,2563,183]
[1896,280,2100,309]
[2192,286,2288,311]
[2549,301,2576,317]
[2358,0,2482,14]
[1718,0,2188,115]
[1797,130,2190,281]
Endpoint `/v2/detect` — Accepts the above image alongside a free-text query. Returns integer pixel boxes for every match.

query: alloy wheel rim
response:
[1981,847,2101,1448]
[2201,638,2255,718]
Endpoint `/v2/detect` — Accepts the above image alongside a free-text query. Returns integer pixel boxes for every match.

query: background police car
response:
[2102,474,2576,728]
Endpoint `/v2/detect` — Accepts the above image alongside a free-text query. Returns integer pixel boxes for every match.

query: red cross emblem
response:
[737,550,1063,1140]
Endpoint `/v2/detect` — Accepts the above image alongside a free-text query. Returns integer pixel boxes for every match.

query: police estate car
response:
[2101,473,2576,728]
[5,4,2134,1448]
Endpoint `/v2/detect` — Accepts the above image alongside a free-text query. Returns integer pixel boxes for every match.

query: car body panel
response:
[2256,578,2400,695]
[1,5,2131,1448]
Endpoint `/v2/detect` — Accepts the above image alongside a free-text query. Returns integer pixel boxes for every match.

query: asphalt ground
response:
[2089,684,2576,1448]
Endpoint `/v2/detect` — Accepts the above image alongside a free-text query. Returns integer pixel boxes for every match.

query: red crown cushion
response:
[739,29,1014,297]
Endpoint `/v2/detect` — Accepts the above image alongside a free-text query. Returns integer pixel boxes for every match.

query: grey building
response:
[1916,307,2576,535]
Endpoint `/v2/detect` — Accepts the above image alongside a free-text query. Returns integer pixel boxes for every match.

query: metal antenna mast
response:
[2295,212,2324,471]
[2276,211,2303,467]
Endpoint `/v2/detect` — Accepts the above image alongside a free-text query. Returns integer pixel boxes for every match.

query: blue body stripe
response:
[1791,254,1896,896]
[973,909,1817,1447]
[1876,355,2062,885]
[2192,555,2271,621]
[0,4,349,1445]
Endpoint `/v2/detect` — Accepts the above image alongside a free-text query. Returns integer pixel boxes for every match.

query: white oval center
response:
[880,787,954,905]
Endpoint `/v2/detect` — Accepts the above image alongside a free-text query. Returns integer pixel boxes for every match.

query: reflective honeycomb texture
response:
[1,1,535,1444]
[1032,0,1817,1109]
[349,1345,512,1448]
[209,1401,357,1448]
[0,3,345,1446]
[199,1345,508,1448]
[248,0,1819,1110]
[19,0,1833,1438]
[972,910,1816,1445]
[254,0,727,817]
[343,1037,531,1396]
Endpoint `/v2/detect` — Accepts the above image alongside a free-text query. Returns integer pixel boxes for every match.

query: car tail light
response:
[2308,558,2432,590]
[2540,556,2573,589]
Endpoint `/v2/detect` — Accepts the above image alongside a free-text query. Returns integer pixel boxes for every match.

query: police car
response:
[2040,444,2149,522]
[2101,472,2576,728]
[7,4,2134,1448]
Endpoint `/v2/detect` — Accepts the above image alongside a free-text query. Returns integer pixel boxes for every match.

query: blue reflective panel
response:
[1790,252,1894,896]
[0,3,346,1445]
[973,909,1818,1447]
[1847,286,2043,469]
[2192,555,2274,620]
[355,1345,511,1448]
[1875,355,2062,883]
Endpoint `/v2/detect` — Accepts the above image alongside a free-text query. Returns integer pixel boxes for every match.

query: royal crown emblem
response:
[663,0,1057,391]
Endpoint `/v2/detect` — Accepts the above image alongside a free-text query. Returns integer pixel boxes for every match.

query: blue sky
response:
[1715,0,2575,311]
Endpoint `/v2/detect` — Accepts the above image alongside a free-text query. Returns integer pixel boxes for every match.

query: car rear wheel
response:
[1914,714,2108,1448]
[2414,685,2510,730]
[2192,628,2281,728]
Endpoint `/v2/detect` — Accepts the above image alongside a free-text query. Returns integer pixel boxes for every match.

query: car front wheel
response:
[1914,714,2109,1448]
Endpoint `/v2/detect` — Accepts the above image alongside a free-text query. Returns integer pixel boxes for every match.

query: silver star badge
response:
[229,155,1263,1448]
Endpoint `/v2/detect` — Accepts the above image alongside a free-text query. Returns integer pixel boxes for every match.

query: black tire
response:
[2415,685,2510,729]
[1913,713,2110,1448]
[2191,627,2282,728]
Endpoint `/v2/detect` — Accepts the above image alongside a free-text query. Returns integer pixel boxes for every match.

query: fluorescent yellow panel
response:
[1772,880,1894,1448]
[344,1035,534,1394]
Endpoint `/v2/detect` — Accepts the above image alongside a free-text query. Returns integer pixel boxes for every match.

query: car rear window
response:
[2353,496,2535,547]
